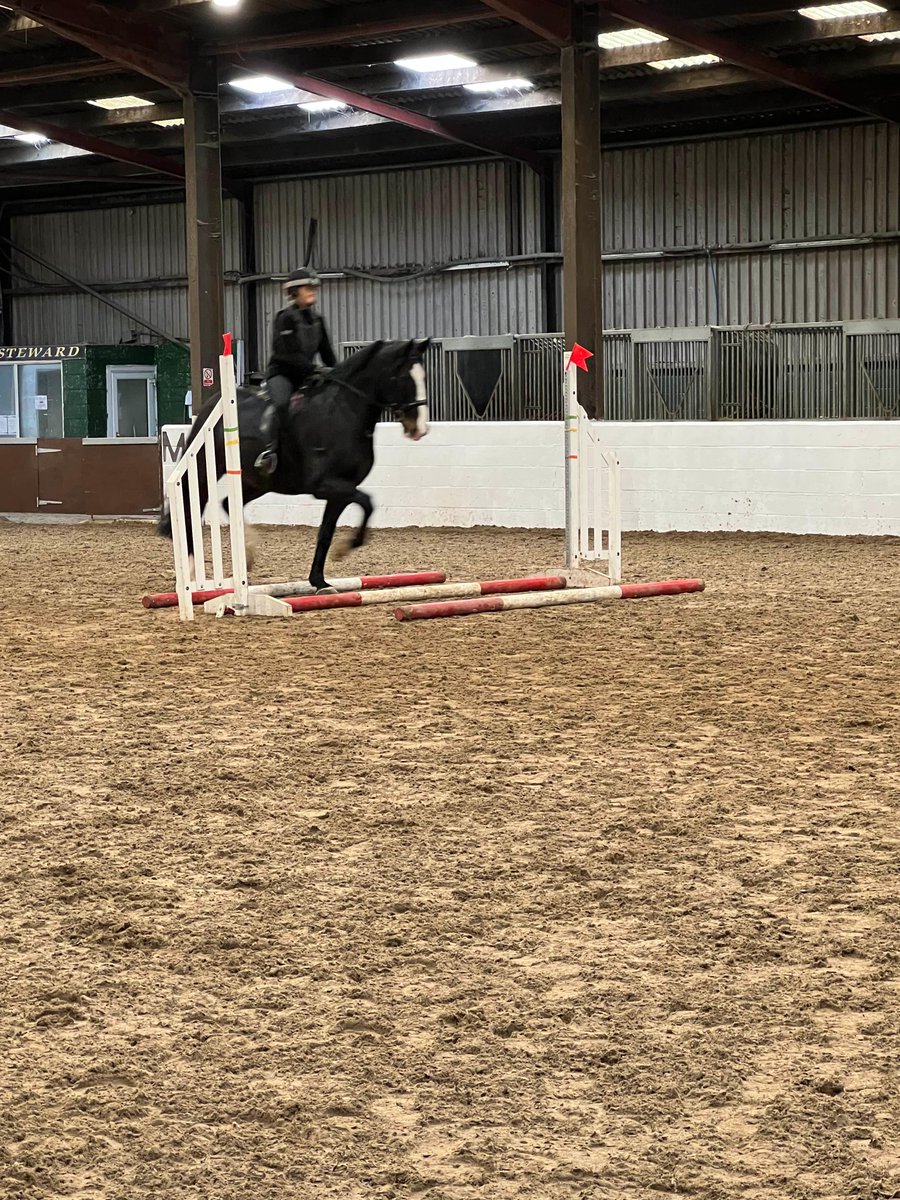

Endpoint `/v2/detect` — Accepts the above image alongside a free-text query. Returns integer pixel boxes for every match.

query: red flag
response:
[565,343,594,372]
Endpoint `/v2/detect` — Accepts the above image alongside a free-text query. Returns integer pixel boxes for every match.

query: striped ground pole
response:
[142,571,449,610]
[394,579,706,622]
[282,575,570,613]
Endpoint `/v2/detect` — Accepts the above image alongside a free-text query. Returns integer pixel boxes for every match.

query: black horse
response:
[159,338,431,591]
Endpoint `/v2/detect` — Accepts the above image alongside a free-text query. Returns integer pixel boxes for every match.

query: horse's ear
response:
[405,337,431,362]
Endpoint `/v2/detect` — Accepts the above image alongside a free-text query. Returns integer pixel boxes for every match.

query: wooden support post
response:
[560,21,603,418]
[540,165,560,334]
[184,54,225,414]
[0,205,12,344]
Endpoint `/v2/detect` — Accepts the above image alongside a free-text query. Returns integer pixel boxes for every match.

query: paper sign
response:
[34,394,48,410]
[202,368,215,388]
[6,417,17,436]
[0,417,7,435]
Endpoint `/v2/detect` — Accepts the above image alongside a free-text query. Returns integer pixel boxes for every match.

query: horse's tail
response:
[158,506,172,540]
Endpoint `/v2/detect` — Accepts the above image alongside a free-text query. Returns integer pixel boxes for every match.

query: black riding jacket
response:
[266,304,337,388]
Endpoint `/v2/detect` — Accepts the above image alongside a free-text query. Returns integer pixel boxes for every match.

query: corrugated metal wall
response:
[599,123,900,327]
[253,162,543,354]
[7,123,900,347]
[8,201,244,344]
[605,125,900,248]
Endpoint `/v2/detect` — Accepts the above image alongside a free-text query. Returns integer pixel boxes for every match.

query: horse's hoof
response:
[244,526,257,571]
[332,533,355,562]
[315,585,339,596]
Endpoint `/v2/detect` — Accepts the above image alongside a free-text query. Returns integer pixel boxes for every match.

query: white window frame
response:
[107,365,158,438]
[2,361,65,439]
[0,361,19,438]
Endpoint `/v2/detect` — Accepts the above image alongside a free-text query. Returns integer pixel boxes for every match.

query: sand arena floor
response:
[1,519,899,1200]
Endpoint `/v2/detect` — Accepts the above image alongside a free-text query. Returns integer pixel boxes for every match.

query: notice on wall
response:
[0,417,7,435]
[34,395,48,411]
[5,417,17,436]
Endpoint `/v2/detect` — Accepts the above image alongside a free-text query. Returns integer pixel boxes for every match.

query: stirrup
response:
[254,448,277,476]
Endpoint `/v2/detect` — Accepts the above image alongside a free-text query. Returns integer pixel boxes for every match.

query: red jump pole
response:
[142,570,447,609]
[394,579,706,622]
[283,575,570,613]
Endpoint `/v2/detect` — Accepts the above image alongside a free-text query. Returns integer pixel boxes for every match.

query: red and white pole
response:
[394,579,706,622]
[142,571,448,610]
[283,575,570,613]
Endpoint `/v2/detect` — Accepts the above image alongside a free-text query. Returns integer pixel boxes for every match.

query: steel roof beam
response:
[599,10,900,67]
[266,25,544,74]
[0,56,123,87]
[477,0,571,44]
[0,107,185,176]
[603,0,900,123]
[6,0,189,89]
[208,2,486,56]
[234,55,544,170]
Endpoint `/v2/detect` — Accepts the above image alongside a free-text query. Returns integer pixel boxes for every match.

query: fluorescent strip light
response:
[87,95,152,110]
[212,0,241,7]
[647,53,721,70]
[153,117,185,127]
[299,99,349,114]
[445,261,510,271]
[598,27,668,49]
[859,28,900,39]
[464,78,534,94]
[16,132,47,144]
[229,74,292,94]
[394,53,476,72]
[799,2,885,18]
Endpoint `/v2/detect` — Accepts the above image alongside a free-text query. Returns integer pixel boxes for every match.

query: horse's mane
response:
[331,340,392,382]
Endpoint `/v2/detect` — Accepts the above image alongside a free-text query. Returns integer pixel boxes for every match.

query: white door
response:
[107,367,157,438]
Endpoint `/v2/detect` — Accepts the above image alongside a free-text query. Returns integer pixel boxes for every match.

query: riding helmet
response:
[283,266,322,291]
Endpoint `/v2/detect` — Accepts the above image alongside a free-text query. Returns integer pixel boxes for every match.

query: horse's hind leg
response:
[333,489,374,561]
[309,496,350,592]
[222,483,263,571]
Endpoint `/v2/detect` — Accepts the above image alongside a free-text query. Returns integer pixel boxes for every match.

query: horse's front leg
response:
[309,495,351,592]
[333,489,374,561]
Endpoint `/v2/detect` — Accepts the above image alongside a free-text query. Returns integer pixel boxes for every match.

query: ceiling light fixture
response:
[299,99,349,114]
[859,28,900,39]
[647,53,721,70]
[798,2,885,18]
[87,95,152,110]
[394,53,477,72]
[153,117,185,127]
[228,74,292,94]
[597,27,668,49]
[464,78,534,94]
[16,132,48,145]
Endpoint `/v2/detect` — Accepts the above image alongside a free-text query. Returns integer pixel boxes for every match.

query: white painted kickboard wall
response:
[160,420,900,538]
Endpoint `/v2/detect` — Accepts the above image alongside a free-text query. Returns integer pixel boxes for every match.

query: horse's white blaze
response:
[409,362,429,439]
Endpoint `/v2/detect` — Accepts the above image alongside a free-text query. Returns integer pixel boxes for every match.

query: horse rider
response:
[254,266,337,476]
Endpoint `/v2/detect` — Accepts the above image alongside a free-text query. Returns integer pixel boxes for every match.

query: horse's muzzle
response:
[406,403,430,441]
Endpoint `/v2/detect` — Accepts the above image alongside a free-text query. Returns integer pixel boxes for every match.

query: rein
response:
[315,369,423,412]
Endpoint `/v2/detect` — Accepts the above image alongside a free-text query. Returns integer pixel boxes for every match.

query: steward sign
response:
[0,345,82,360]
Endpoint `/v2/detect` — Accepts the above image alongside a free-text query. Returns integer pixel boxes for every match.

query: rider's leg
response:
[254,374,294,475]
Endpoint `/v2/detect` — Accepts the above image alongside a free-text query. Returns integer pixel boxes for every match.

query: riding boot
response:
[254,400,280,476]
